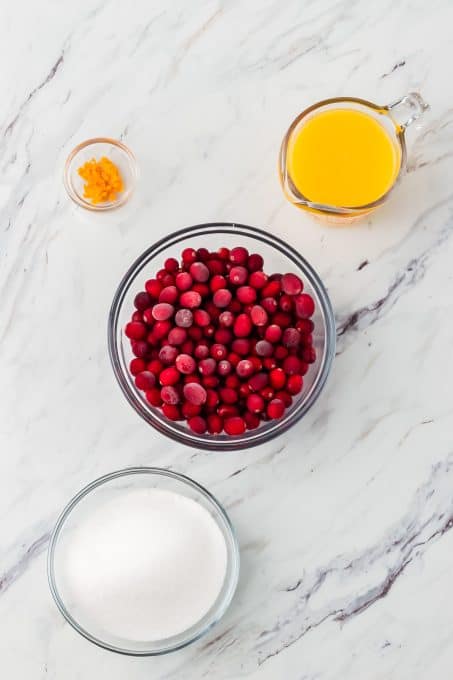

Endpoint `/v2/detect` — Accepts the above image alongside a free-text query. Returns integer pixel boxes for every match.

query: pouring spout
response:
[387,92,430,129]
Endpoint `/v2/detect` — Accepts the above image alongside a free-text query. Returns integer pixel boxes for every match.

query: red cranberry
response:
[148,359,163,375]
[229,266,248,285]
[283,356,302,374]
[250,305,268,326]
[234,314,252,338]
[182,248,197,266]
[198,357,216,376]
[239,383,251,398]
[261,280,281,298]
[263,357,277,371]
[219,310,234,327]
[225,374,240,389]
[248,372,268,392]
[179,291,202,308]
[193,309,211,327]
[247,393,265,413]
[247,253,264,272]
[220,387,237,404]
[197,248,210,261]
[287,374,303,394]
[236,359,254,378]
[272,312,292,328]
[274,345,289,360]
[159,345,179,364]
[152,303,174,321]
[194,344,209,359]
[281,273,303,296]
[145,279,162,298]
[213,288,232,308]
[232,338,250,356]
[182,402,202,418]
[131,340,149,358]
[228,352,240,367]
[135,371,156,390]
[249,356,262,372]
[202,375,219,388]
[269,368,286,390]
[161,273,175,287]
[211,344,227,360]
[159,366,180,386]
[282,327,301,348]
[188,416,207,434]
[175,271,193,291]
[264,324,282,343]
[193,283,210,297]
[206,389,219,408]
[260,386,275,401]
[218,404,239,418]
[190,261,210,282]
[237,286,257,304]
[204,324,215,338]
[249,271,268,289]
[130,358,146,375]
[255,340,273,357]
[184,373,201,384]
[267,398,285,419]
[153,320,172,339]
[302,347,316,363]
[210,274,227,292]
[230,247,249,265]
[188,326,203,341]
[183,382,207,405]
[206,259,224,275]
[217,359,232,376]
[168,327,187,346]
[207,414,223,434]
[161,386,180,405]
[224,416,246,435]
[244,411,260,430]
[159,286,178,304]
[261,297,278,314]
[175,353,196,374]
[279,294,293,312]
[274,390,293,407]
[296,318,314,334]
[228,299,242,313]
[217,247,230,260]
[125,321,147,340]
[145,388,162,406]
[164,257,179,273]
[215,328,232,344]
[132,311,143,322]
[162,403,181,420]
[295,293,315,318]
[134,292,152,311]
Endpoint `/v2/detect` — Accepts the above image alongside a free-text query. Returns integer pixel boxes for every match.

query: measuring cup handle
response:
[387,92,430,129]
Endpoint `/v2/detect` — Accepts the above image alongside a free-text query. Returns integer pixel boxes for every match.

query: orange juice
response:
[287,108,401,208]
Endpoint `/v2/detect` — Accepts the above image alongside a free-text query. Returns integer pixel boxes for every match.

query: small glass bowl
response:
[63,138,138,211]
[108,223,336,451]
[48,467,240,656]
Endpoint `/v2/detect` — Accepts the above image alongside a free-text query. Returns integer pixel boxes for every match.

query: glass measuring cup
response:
[279,93,429,221]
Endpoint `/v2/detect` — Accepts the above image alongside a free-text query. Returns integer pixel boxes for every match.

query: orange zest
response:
[78,156,124,204]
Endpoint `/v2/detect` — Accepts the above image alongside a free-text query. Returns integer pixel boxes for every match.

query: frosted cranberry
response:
[224,416,246,435]
[193,283,210,297]
[211,344,227,360]
[261,297,278,314]
[267,399,285,419]
[219,310,234,327]
[182,248,197,265]
[130,358,146,375]
[237,286,257,304]
[145,387,162,406]
[247,393,265,413]
[228,299,242,313]
[175,271,193,291]
[218,404,239,418]
[232,338,250,356]
[196,247,210,261]
[190,261,210,282]
[255,340,273,357]
[265,324,282,343]
[248,372,268,392]
[260,386,275,401]
[261,280,281,298]
[174,309,192,328]
[198,357,216,376]
[249,271,268,289]
[153,320,172,339]
[239,383,251,399]
[182,401,201,418]
[210,274,227,292]
[188,416,207,434]
[152,303,174,321]
[131,341,149,358]
[225,374,240,389]
[183,382,207,405]
[236,359,254,378]
[302,347,316,363]
[247,253,264,272]
[295,293,315,318]
[181,340,194,355]
[275,390,293,407]
[272,312,292,328]
[194,344,209,359]
[244,411,260,430]
[158,286,178,304]
[168,327,187,346]
[296,318,314,334]
[215,328,233,344]
[206,389,219,409]
[159,345,178,365]
[217,247,230,260]
[179,291,202,308]
[287,375,303,394]
[135,371,156,390]
[206,259,224,275]
[275,345,289,360]
[193,309,210,327]
[132,311,143,322]
[134,291,152,312]
[228,352,240,367]
[283,356,302,375]
[217,359,232,376]
[145,279,162,298]
[202,375,219,388]
[125,321,147,340]
[204,324,215,338]
[148,359,163,375]
[279,294,293,312]
[161,386,180,405]
[188,326,203,341]
[229,266,248,285]
[250,305,268,326]
[162,403,181,420]
[159,366,180,386]
[283,327,301,348]
[230,247,249,265]
[207,413,223,434]
[234,314,252,338]
[213,288,232,308]
[281,273,303,296]
[263,357,277,371]
[175,353,196,374]
[269,368,286,390]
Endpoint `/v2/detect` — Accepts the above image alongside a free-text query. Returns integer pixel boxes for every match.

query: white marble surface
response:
[2,0,453,677]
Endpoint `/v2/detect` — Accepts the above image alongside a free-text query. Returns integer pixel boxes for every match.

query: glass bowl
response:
[108,223,336,451]
[48,467,240,656]
[63,138,138,211]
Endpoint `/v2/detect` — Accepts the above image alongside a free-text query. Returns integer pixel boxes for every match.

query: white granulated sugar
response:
[63,488,228,641]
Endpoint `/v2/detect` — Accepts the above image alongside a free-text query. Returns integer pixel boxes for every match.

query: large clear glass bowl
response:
[48,467,239,655]
[108,223,336,450]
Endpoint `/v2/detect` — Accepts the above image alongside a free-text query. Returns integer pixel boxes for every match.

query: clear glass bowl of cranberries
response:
[108,223,335,451]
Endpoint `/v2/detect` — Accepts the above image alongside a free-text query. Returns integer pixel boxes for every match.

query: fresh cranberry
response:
[283,356,302,375]
[132,311,143,322]
[296,318,314,334]
[164,257,179,273]
[207,414,223,434]
[264,324,282,343]
[248,372,268,392]
[279,294,293,312]
[168,327,187,345]
[217,360,232,376]
[213,288,232,308]
[153,320,172,339]
[267,398,285,419]
[145,387,162,406]
[202,375,219,388]
[234,314,252,338]
[205,389,219,409]
[287,375,303,394]
[231,338,250,356]
[249,271,268,289]
[261,280,281,298]
[281,273,303,296]
[228,352,240,367]
[148,359,163,375]
[263,357,277,371]
[228,299,242,313]
[135,371,156,390]
[218,404,239,418]
[250,305,268,326]
[261,297,278,314]
[301,347,316,363]
[295,293,315,318]
[159,286,178,304]
[244,411,260,430]
[224,416,246,435]
[272,312,292,328]
[247,393,265,413]
[193,309,211,327]
[203,324,215,338]
[134,291,152,312]
[236,359,254,378]
[188,326,203,341]
[275,390,293,406]
[188,416,207,434]
[247,253,264,272]
[179,291,202,308]
[182,401,202,418]
[162,403,181,420]
[206,259,224,275]
[129,358,146,375]
[182,248,197,266]
[217,247,230,260]
[197,248,210,261]
[237,286,257,304]
[190,261,210,282]
[125,321,147,340]
[211,344,227,360]
[192,283,210,297]
[219,387,237,404]
[249,356,262,372]
[194,344,209,359]
[183,382,207,405]
[225,374,240,389]
[159,366,180,386]
[239,383,251,398]
[174,308,193,328]
[210,274,227,292]
[229,266,248,285]
[215,328,233,344]
[274,345,289,360]
[175,271,193,291]
[198,357,216,376]
[260,386,275,401]
[269,368,286,390]
[131,340,149,358]
[145,279,162,298]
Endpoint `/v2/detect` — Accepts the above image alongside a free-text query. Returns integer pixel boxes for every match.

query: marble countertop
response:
[2,1,453,677]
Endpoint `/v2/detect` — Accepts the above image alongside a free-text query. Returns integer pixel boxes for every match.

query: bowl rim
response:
[108,222,336,450]
[63,137,138,212]
[47,466,240,656]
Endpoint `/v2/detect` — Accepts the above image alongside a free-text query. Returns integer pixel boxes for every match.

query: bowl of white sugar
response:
[48,467,239,655]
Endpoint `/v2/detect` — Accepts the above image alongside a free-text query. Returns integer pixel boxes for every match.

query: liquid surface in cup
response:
[287,108,401,208]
